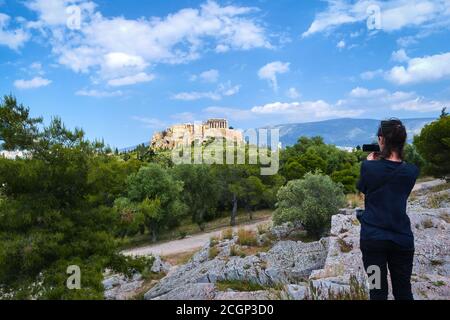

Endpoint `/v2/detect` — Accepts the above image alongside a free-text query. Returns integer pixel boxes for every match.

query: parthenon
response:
[206,119,228,129]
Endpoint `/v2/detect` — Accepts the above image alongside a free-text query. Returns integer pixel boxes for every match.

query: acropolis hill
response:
[151,119,244,150]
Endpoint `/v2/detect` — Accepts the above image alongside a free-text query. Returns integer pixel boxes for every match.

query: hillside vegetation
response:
[0,95,448,299]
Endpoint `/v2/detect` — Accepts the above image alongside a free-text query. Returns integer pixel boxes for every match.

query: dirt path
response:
[123,179,446,258]
[122,218,272,257]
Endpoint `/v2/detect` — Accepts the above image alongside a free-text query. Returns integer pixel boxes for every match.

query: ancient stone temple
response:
[150,119,243,150]
[206,119,228,129]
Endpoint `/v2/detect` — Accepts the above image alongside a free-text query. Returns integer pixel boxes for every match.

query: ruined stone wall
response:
[150,119,243,150]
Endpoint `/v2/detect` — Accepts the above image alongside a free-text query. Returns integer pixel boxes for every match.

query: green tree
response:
[331,163,359,194]
[172,165,220,230]
[0,97,149,299]
[0,120,140,299]
[273,172,346,237]
[404,144,426,172]
[298,148,327,173]
[281,160,306,181]
[126,163,187,241]
[0,95,42,151]
[414,114,450,176]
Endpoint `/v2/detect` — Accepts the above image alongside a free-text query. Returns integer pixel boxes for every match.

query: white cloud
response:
[286,87,300,99]
[390,97,448,112]
[131,116,166,129]
[25,1,272,86]
[204,106,254,121]
[29,62,45,75]
[251,101,363,119]
[337,40,346,49]
[191,69,220,83]
[75,89,123,97]
[172,91,222,101]
[360,69,384,80]
[386,52,450,85]
[215,44,230,53]
[258,61,290,92]
[302,0,450,37]
[347,86,443,112]
[349,87,387,98]
[0,13,29,50]
[14,76,51,89]
[108,72,155,87]
[25,0,97,26]
[218,82,240,96]
[171,112,197,123]
[203,86,445,124]
[172,81,240,101]
[391,49,410,62]
[103,52,148,72]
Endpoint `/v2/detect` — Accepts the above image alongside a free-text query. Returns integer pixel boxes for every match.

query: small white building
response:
[0,150,29,160]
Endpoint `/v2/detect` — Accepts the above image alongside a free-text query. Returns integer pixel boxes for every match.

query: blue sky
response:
[1,0,450,148]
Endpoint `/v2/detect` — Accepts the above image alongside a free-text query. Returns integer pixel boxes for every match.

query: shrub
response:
[421,218,434,229]
[209,236,220,247]
[216,280,265,292]
[221,228,233,240]
[208,246,220,260]
[237,228,258,246]
[427,193,450,209]
[257,223,271,235]
[273,172,346,237]
[230,245,240,257]
[413,113,450,177]
[337,238,353,253]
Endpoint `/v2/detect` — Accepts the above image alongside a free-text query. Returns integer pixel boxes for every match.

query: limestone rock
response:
[270,221,304,240]
[215,290,277,300]
[103,272,143,300]
[151,283,216,300]
[151,255,172,274]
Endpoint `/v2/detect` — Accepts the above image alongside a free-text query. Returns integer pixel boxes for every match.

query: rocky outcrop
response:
[308,189,450,300]
[103,272,144,300]
[135,186,450,300]
[144,236,329,300]
[103,256,171,300]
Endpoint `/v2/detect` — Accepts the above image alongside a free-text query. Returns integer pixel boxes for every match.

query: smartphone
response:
[362,144,380,152]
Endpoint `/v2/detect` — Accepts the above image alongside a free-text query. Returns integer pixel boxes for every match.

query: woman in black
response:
[357,119,419,300]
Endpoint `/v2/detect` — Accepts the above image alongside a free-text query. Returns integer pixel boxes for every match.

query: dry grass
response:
[240,245,272,256]
[421,218,434,229]
[337,238,353,253]
[257,222,271,235]
[221,228,234,240]
[209,246,220,260]
[427,183,450,194]
[416,176,436,184]
[427,193,450,209]
[216,280,266,292]
[162,249,199,266]
[439,211,450,224]
[237,228,258,247]
[210,235,220,247]
[306,275,369,300]
[131,272,166,300]
[230,244,244,257]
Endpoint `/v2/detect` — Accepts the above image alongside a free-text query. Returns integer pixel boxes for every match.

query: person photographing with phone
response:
[357,119,419,300]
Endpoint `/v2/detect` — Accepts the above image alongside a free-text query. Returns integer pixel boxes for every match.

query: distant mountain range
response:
[121,118,435,151]
[263,118,435,148]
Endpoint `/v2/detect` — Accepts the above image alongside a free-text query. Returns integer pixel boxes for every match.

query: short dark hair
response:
[377,118,407,159]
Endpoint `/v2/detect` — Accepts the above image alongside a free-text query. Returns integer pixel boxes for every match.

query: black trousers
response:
[360,240,415,300]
